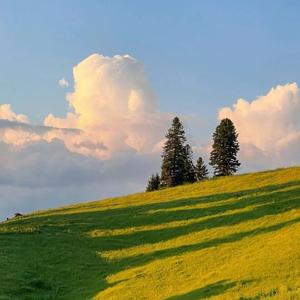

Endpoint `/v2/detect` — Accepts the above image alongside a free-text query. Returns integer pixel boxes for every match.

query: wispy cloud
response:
[58,77,69,88]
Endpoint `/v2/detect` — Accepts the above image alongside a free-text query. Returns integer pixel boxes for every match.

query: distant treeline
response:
[146,117,240,192]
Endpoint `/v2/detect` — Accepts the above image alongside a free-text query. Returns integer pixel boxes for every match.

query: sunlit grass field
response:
[0,167,299,299]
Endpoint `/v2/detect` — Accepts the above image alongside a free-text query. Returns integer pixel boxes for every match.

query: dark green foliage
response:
[146,173,161,192]
[161,117,189,187]
[195,157,209,181]
[184,144,196,183]
[210,118,240,176]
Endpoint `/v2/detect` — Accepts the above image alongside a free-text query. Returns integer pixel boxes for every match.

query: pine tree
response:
[161,117,188,187]
[184,144,196,183]
[195,156,209,181]
[209,118,240,176]
[146,173,160,192]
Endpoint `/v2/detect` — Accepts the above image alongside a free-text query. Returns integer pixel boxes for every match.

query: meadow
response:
[0,167,299,299]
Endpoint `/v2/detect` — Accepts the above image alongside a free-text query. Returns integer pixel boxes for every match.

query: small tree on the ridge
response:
[161,116,188,187]
[210,118,240,176]
[195,157,209,181]
[184,144,196,183]
[146,173,161,192]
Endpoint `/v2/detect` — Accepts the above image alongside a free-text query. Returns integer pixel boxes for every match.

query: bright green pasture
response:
[0,167,299,299]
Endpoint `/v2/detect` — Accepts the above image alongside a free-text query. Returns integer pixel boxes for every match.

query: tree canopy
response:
[146,173,161,192]
[195,156,209,181]
[210,118,240,176]
[161,117,195,187]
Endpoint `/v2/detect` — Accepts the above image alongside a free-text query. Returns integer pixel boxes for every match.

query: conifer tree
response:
[195,156,209,181]
[146,173,160,192]
[161,117,188,187]
[184,144,196,183]
[209,118,240,176]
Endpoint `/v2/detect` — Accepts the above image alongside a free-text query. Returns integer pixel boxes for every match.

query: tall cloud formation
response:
[219,83,300,170]
[45,54,170,158]
[0,54,170,159]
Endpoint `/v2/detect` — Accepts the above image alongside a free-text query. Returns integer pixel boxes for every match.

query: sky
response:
[1,0,300,219]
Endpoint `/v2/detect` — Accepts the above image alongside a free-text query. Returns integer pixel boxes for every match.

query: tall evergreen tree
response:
[209,118,240,176]
[161,117,188,187]
[184,144,196,183]
[146,173,160,192]
[195,156,209,181]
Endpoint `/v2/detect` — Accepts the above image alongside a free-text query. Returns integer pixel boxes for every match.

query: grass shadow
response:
[90,186,300,251]
[112,216,300,271]
[165,279,237,300]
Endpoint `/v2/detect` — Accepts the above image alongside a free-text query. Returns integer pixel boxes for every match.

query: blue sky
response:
[1,0,300,127]
[1,1,300,218]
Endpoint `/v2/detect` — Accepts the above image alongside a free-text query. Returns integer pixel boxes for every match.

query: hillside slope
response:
[0,167,299,299]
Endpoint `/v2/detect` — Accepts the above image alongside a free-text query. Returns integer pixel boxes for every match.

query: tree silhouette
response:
[195,157,209,181]
[210,118,240,176]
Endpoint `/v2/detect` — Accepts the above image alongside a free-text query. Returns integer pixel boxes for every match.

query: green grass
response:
[0,167,299,299]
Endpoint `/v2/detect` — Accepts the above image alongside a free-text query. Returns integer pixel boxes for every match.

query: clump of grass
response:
[0,225,41,234]
[240,288,279,299]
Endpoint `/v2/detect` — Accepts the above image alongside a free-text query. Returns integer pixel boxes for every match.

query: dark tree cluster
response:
[145,116,240,191]
[146,173,161,192]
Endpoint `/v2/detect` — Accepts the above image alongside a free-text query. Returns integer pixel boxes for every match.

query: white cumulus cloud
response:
[0,54,171,159]
[0,104,29,123]
[219,82,300,170]
[45,54,171,158]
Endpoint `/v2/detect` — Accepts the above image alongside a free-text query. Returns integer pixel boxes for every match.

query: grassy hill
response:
[0,167,299,300]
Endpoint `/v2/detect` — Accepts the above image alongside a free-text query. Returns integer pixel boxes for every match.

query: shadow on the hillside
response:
[165,279,236,300]
[89,185,300,252]
[5,180,300,299]
[113,216,300,271]
[13,180,300,232]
